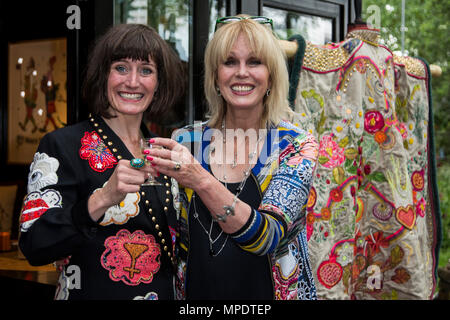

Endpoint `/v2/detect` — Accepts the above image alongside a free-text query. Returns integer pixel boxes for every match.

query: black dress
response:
[186,174,273,300]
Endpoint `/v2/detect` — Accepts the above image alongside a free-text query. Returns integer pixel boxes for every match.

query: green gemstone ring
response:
[130,158,145,169]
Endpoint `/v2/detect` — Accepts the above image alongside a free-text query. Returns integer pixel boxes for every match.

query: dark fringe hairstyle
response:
[82,24,185,120]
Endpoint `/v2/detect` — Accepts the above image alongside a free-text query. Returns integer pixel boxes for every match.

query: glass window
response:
[263,6,333,45]
[208,0,227,40]
[114,0,190,136]
[114,0,189,62]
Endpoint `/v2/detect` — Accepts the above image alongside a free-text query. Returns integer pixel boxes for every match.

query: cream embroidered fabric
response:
[292,28,439,299]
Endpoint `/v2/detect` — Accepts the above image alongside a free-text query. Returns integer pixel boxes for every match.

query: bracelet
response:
[213,195,239,223]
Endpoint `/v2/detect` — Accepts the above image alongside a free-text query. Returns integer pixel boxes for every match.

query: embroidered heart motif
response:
[317,259,343,289]
[396,205,416,230]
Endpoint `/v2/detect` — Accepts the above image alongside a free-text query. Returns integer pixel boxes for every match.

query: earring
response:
[216,87,221,96]
[266,88,271,97]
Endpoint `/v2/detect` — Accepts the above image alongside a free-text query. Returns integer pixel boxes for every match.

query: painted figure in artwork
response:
[19,57,38,133]
[39,55,63,133]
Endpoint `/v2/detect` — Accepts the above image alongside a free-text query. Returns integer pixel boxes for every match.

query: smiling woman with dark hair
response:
[83,24,184,120]
[18,24,185,300]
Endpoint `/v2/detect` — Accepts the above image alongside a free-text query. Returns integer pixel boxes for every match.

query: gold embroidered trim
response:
[394,55,426,78]
[303,43,350,72]
[346,28,380,46]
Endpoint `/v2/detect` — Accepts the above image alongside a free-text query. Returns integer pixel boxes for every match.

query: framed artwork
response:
[7,38,67,164]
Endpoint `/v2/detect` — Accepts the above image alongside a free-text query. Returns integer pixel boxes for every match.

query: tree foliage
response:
[363,0,450,165]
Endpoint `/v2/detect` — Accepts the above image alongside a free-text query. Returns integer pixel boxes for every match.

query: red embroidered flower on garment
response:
[364,111,385,134]
[79,131,117,172]
[415,197,426,218]
[330,187,343,202]
[318,133,345,169]
[365,231,389,255]
[101,229,161,286]
[411,169,425,191]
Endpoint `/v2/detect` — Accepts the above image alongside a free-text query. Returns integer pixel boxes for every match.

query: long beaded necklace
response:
[191,119,265,257]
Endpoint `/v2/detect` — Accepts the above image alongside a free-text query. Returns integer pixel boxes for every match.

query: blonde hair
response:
[204,15,293,129]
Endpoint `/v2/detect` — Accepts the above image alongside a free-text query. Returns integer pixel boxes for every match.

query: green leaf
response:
[347,166,357,175]
[317,110,326,135]
[344,158,353,169]
[318,156,330,165]
[390,245,404,268]
[367,172,387,182]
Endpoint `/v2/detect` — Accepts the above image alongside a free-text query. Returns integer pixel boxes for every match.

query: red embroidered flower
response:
[330,188,343,202]
[101,229,161,286]
[415,197,426,218]
[79,131,117,172]
[318,133,345,169]
[320,207,332,220]
[364,111,385,134]
[365,231,389,255]
[355,59,366,73]
[411,170,425,191]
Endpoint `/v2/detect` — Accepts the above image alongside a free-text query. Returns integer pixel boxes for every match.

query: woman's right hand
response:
[87,159,152,221]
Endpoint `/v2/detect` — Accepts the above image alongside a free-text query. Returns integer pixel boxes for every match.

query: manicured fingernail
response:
[156,172,160,177]
[151,163,157,167]
[146,156,153,161]
[143,149,150,154]
[149,138,155,143]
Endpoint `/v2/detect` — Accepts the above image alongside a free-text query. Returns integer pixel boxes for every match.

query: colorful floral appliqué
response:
[317,256,343,289]
[101,229,161,286]
[28,152,60,192]
[79,131,117,172]
[95,182,140,226]
[20,189,62,232]
[318,134,345,168]
[364,110,385,134]
[411,169,425,191]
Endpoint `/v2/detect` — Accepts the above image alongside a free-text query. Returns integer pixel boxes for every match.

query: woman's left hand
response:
[145,137,210,190]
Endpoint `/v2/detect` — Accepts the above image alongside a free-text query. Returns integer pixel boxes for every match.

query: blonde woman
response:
[146,15,319,300]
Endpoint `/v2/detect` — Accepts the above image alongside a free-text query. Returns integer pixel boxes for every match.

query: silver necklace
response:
[192,193,228,257]
[191,119,265,257]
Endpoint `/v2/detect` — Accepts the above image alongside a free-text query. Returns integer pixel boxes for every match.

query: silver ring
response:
[173,162,181,171]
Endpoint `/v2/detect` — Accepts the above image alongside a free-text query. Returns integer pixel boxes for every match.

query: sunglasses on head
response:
[214,16,273,32]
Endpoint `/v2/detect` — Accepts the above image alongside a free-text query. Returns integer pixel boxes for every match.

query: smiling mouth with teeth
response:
[231,85,254,92]
[119,92,144,100]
